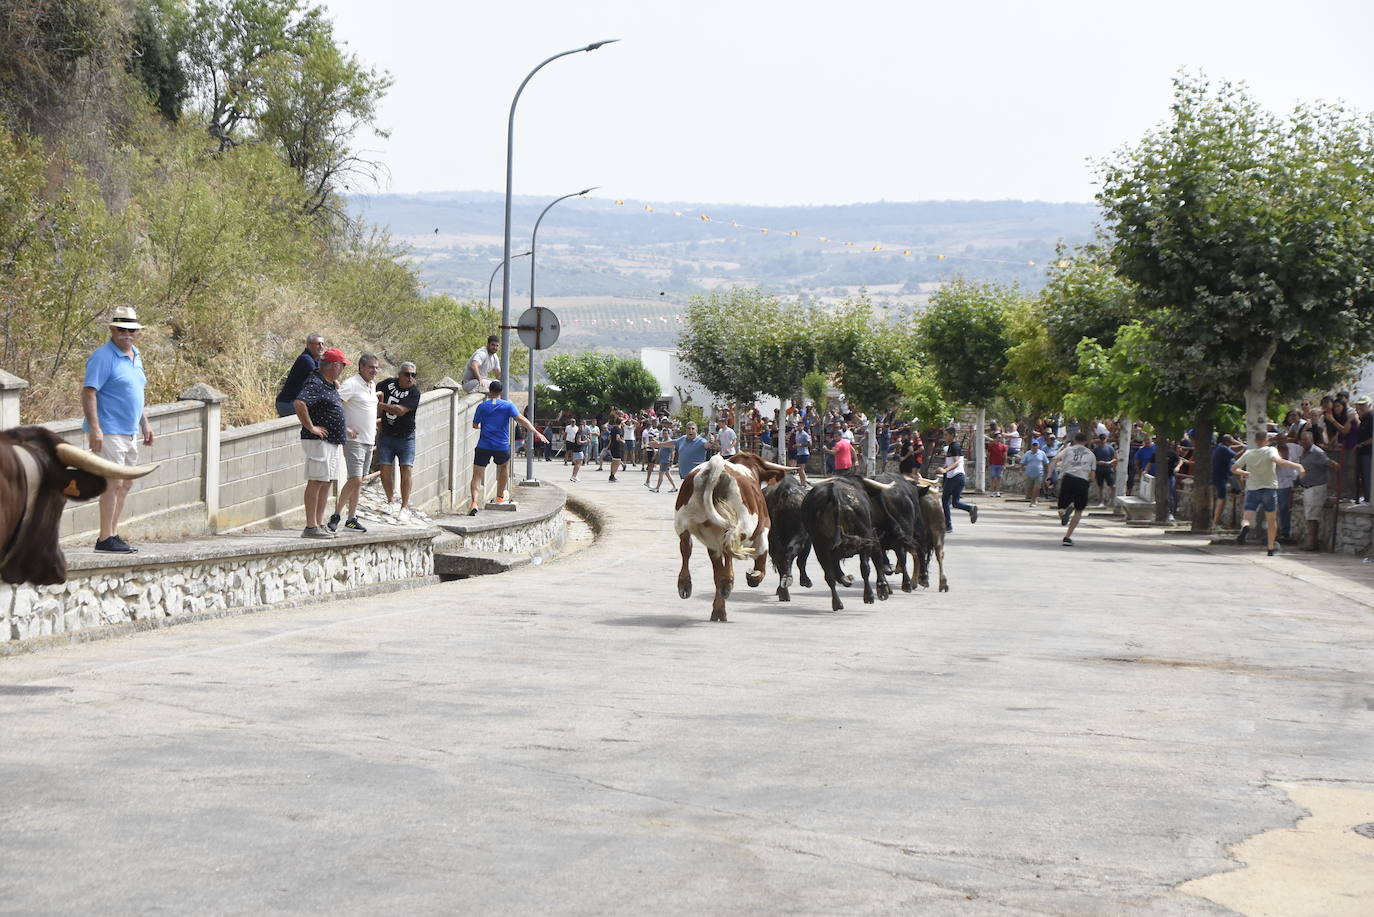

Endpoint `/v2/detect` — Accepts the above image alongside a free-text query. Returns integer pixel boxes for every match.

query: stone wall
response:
[2,531,435,646]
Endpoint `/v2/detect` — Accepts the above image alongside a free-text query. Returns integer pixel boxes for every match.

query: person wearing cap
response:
[462,335,500,394]
[294,348,355,538]
[467,381,546,515]
[377,362,422,513]
[81,305,154,553]
[275,333,326,417]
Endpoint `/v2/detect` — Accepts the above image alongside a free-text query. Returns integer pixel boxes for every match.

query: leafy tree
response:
[916,278,1016,407]
[543,352,616,417]
[677,288,813,408]
[605,359,661,413]
[1098,73,1374,441]
[818,295,917,416]
[891,362,955,430]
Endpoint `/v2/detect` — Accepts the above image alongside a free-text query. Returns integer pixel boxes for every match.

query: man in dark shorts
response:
[467,381,546,515]
[1050,432,1095,546]
[605,412,625,483]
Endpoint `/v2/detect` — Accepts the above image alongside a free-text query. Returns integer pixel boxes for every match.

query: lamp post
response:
[499,40,618,395]
[524,187,597,482]
[487,251,530,312]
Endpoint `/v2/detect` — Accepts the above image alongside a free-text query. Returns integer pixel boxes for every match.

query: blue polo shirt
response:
[473,397,521,451]
[675,435,709,477]
[82,339,147,435]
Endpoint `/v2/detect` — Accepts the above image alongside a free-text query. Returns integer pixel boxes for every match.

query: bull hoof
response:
[831,599,844,611]
[745,570,764,588]
[939,581,950,593]
[863,592,875,605]
[840,574,854,587]
[881,561,894,575]
[918,575,929,588]
[776,587,791,602]
[901,579,913,594]
[678,579,692,599]
[798,574,812,588]
[710,610,727,622]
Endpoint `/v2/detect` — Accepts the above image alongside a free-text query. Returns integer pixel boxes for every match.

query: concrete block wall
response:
[218,417,311,531]
[13,371,542,541]
[51,400,208,542]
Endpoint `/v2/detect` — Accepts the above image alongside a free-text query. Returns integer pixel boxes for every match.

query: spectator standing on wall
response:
[294,348,354,539]
[81,305,154,553]
[467,381,546,515]
[275,333,325,417]
[329,352,380,533]
[462,335,500,394]
[1354,396,1373,504]
[377,362,422,513]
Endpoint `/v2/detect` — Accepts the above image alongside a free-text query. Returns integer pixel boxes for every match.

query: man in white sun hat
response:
[81,305,154,553]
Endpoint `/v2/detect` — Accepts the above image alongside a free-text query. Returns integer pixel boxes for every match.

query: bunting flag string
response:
[605,196,1060,268]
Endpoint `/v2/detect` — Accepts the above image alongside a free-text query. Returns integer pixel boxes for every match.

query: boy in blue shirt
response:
[467,381,547,515]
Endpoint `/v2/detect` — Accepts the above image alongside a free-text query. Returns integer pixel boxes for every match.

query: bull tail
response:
[699,456,752,560]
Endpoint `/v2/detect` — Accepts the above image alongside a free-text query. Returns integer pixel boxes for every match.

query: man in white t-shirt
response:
[1049,431,1097,546]
[717,423,738,457]
[462,335,500,393]
[330,352,380,533]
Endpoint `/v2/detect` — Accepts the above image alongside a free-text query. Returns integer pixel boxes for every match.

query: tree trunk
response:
[1191,401,1216,533]
[975,407,986,493]
[1114,415,1131,510]
[1154,434,1171,523]
[776,397,788,464]
[1244,341,1278,446]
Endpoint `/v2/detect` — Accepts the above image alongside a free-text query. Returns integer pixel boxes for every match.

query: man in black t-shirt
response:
[377,362,423,511]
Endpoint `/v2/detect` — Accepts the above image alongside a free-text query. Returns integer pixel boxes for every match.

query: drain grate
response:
[1355,823,1374,840]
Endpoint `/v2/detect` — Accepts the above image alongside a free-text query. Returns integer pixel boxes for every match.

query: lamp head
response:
[585,39,619,51]
[578,186,600,196]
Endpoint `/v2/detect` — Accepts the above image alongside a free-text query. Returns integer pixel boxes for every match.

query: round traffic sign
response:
[516,307,560,350]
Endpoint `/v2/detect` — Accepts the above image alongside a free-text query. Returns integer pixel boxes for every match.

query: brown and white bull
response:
[675,453,791,622]
[1,426,157,586]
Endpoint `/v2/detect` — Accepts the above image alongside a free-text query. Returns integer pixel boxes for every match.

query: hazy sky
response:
[322,0,1374,206]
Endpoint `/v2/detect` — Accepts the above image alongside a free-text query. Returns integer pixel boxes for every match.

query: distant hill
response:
[349,191,1100,355]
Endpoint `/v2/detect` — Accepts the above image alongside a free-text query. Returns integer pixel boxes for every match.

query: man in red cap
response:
[293,347,355,538]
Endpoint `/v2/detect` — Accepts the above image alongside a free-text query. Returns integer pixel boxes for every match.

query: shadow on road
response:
[598,614,702,628]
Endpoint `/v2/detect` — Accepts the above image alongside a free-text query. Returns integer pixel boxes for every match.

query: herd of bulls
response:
[673,452,949,622]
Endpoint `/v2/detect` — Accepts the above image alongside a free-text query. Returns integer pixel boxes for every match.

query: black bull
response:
[1,426,157,586]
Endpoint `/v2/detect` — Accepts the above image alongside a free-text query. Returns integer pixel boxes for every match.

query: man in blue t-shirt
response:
[666,421,710,479]
[81,306,153,553]
[467,381,547,515]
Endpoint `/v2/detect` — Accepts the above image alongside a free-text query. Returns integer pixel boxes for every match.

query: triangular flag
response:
[614,199,624,205]
[700,214,711,221]
[902,250,912,255]
[644,204,653,212]
[788,231,798,237]
[871,245,882,251]
[673,210,683,217]
[760,228,769,234]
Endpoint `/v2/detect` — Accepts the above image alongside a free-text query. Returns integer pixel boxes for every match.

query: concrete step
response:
[434,550,534,577]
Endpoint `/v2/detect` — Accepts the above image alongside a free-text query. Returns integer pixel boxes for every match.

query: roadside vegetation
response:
[1,0,498,424]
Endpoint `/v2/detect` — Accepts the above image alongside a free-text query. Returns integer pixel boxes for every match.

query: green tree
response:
[605,359,661,413]
[543,352,616,417]
[916,278,1016,407]
[1098,73,1374,441]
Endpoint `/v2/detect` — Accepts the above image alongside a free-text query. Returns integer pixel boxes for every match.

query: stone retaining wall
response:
[1,531,435,646]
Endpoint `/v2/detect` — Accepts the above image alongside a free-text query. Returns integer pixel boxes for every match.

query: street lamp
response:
[524,187,597,482]
[499,39,618,395]
[487,251,531,312]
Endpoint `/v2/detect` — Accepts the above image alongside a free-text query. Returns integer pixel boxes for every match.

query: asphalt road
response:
[2,471,1372,916]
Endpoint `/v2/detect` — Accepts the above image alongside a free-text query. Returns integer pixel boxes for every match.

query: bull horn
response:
[861,478,895,491]
[763,460,792,473]
[55,443,159,480]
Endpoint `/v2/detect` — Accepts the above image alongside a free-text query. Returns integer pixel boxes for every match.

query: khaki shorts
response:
[302,439,340,482]
[100,433,139,466]
[1301,484,1327,522]
[343,441,373,479]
